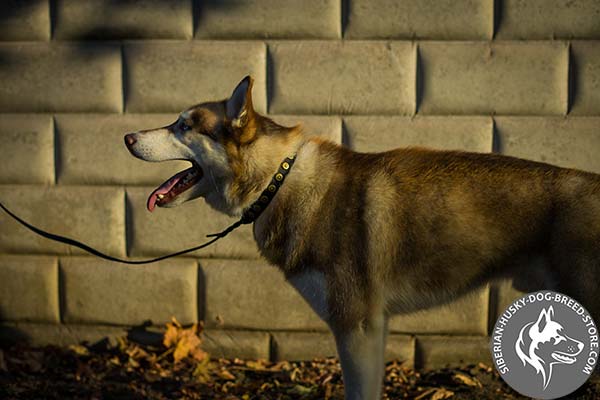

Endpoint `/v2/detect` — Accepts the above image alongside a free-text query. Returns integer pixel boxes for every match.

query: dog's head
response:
[124,76,301,216]
[515,306,584,389]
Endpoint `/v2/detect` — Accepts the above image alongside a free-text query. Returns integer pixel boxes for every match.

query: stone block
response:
[345,0,493,40]
[0,322,129,346]
[195,0,340,39]
[571,42,600,115]
[272,331,337,361]
[343,116,492,153]
[124,41,266,113]
[60,256,197,325]
[54,0,193,39]
[0,0,50,40]
[0,114,54,184]
[0,43,122,112]
[269,41,416,115]
[203,329,270,359]
[0,185,126,256]
[389,287,489,335]
[496,0,600,39]
[494,117,600,173]
[0,256,59,322]
[416,335,491,369]
[418,42,568,115]
[201,259,326,330]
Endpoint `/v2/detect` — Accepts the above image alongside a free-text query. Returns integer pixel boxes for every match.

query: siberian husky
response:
[125,76,600,399]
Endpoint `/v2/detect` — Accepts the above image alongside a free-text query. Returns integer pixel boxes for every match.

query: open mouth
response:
[552,351,577,364]
[147,161,203,212]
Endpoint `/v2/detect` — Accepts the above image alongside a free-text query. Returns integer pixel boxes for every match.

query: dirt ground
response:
[1,322,598,399]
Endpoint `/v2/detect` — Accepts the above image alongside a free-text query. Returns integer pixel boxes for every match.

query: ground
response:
[1,321,598,399]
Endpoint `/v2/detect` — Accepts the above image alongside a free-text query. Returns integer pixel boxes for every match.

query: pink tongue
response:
[147,170,190,212]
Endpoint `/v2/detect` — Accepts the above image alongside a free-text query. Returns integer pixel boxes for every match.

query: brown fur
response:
[253,139,600,328]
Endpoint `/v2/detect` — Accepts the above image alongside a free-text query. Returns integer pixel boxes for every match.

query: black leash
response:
[0,200,233,265]
[0,154,296,265]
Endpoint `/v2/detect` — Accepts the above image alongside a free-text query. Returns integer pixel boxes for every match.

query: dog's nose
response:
[124,133,137,148]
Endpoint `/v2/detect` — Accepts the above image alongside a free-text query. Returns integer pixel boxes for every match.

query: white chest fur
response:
[287,270,330,323]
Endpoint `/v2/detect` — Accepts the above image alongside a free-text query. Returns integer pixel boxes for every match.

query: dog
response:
[516,306,584,389]
[125,76,600,399]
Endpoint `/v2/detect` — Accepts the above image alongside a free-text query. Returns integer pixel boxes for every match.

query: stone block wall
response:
[1,0,599,368]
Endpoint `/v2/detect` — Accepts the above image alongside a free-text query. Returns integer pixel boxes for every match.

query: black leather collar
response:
[240,154,297,224]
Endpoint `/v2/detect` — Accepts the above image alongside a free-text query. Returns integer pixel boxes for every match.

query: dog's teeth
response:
[157,194,165,199]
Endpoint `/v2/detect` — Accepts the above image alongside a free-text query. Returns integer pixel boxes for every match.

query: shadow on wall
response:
[0,0,245,41]
[0,0,243,112]
[0,312,29,347]
[50,0,242,41]
[0,1,40,22]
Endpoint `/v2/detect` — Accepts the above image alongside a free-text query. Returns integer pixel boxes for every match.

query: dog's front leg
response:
[332,314,388,400]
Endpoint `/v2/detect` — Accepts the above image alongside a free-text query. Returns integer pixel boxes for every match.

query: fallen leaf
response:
[163,319,180,348]
[68,344,89,357]
[174,327,202,363]
[288,384,313,395]
[416,387,455,400]
[192,356,211,382]
[218,369,236,380]
[414,388,434,400]
[431,388,454,400]
[453,372,482,387]
[190,346,208,362]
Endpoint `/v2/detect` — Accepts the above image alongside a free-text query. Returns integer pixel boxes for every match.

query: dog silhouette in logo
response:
[515,306,584,389]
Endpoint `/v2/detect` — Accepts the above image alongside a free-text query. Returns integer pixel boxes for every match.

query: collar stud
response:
[240,154,296,224]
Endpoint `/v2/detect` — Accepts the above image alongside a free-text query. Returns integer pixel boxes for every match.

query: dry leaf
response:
[415,388,436,400]
[415,387,454,400]
[173,327,202,363]
[161,318,207,363]
[163,318,181,348]
[288,384,313,395]
[453,372,482,387]
[128,357,140,368]
[431,388,454,400]
[219,369,236,380]
[68,344,90,357]
[190,345,208,362]
[245,360,267,370]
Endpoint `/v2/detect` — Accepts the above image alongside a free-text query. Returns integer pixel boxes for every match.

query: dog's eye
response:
[553,336,564,344]
[181,123,191,132]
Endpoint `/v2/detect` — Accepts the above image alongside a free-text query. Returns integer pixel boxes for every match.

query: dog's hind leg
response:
[332,313,388,400]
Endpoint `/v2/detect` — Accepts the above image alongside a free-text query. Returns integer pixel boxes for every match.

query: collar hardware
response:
[240,154,296,224]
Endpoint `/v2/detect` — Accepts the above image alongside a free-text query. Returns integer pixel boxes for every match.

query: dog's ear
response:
[535,307,551,333]
[226,76,255,129]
